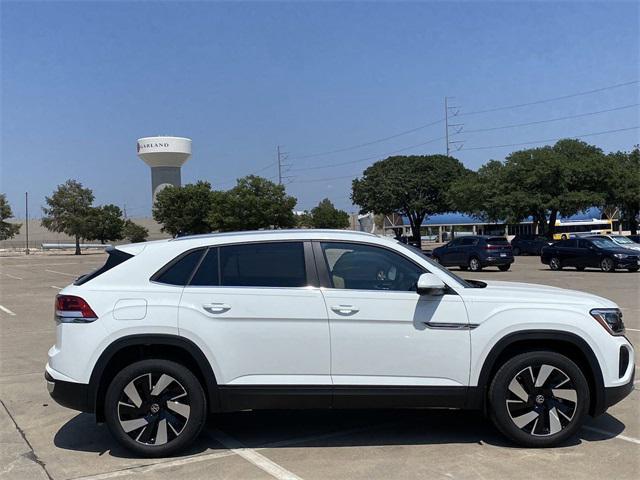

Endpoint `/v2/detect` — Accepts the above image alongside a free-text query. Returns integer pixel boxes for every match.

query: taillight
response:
[55,295,98,323]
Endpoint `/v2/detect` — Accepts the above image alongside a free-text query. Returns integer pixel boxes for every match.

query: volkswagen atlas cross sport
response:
[46,230,635,456]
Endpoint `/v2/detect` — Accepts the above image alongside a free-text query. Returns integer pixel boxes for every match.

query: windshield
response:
[395,241,473,288]
[611,235,634,244]
[589,238,618,249]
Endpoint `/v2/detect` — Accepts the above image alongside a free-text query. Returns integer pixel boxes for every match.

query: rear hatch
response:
[485,237,513,257]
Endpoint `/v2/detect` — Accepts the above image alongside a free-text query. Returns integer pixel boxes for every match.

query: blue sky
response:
[2,1,639,218]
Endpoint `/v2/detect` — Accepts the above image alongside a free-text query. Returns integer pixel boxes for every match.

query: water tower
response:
[137,136,192,203]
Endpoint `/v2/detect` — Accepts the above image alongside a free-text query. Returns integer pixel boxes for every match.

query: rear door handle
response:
[202,303,231,314]
[331,305,359,315]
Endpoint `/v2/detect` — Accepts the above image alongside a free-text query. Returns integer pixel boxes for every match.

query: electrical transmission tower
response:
[444,97,464,155]
[277,145,293,185]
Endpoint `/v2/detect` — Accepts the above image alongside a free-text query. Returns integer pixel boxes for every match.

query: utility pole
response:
[277,145,282,185]
[444,96,464,155]
[25,192,30,255]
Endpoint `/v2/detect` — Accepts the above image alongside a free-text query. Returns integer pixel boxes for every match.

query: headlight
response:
[613,253,628,259]
[590,308,625,335]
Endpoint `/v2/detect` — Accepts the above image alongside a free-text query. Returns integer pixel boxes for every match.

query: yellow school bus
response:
[552,219,613,240]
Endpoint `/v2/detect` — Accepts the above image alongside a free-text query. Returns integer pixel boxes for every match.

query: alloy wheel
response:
[600,258,614,272]
[550,257,561,270]
[506,364,577,436]
[469,258,481,271]
[117,373,191,446]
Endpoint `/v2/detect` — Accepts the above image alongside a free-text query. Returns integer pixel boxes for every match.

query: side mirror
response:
[416,273,446,295]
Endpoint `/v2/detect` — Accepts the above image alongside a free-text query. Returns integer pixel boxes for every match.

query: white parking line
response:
[209,429,303,480]
[70,450,237,480]
[45,269,77,277]
[51,286,63,290]
[625,327,640,332]
[582,425,640,445]
[0,305,16,316]
[3,273,23,280]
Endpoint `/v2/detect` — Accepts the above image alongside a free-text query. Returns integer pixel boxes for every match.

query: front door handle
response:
[331,305,359,315]
[202,303,231,314]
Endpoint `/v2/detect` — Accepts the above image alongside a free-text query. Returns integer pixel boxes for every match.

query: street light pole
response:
[25,192,30,255]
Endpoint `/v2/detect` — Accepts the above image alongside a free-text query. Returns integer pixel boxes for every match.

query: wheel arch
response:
[468,330,605,416]
[89,334,221,422]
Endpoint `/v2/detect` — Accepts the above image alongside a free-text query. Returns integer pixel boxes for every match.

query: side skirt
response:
[217,385,471,412]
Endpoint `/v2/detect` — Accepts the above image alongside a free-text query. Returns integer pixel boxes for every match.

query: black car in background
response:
[628,235,640,243]
[432,235,514,271]
[541,236,640,272]
[510,234,552,256]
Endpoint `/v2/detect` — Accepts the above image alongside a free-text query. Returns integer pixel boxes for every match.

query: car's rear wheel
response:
[489,351,589,447]
[105,359,206,457]
[600,257,615,272]
[498,264,511,271]
[549,257,562,270]
[468,257,482,272]
[576,266,585,271]
[628,266,639,272]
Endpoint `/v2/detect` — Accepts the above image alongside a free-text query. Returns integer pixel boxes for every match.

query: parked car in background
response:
[510,234,553,256]
[627,235,640,243]
[541,237,640,272]
[432,235,513,271]
[597,234,640,252]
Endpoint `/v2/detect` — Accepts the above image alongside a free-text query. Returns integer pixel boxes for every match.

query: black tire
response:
[549,257,562,271]
[432,256,440,264]
[576,266,585,271]
[105,359,206,457]
[498,264,511,272]
[513,247,521,256]
[488,351,589,448]
[600,257,615,272]
[628,266,639,272]
[468,257,482,272]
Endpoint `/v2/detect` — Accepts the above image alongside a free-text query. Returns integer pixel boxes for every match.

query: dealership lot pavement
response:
[1,253,638,480]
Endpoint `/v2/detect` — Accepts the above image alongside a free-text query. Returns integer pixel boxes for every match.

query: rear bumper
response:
[482,256,514,266]
[45,370,92,413]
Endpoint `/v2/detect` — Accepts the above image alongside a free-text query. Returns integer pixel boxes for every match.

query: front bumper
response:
[613,258,640,269]
[45,370,92,413]
[602,367,635,411]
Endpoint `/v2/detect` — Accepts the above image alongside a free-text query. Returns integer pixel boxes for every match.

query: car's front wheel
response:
[498,264,511,272]
[488,351,589,447]
[600,257,615,272]
[105,359,206,457]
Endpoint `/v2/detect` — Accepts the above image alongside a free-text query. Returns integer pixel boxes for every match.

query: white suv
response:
[46,230,635,456]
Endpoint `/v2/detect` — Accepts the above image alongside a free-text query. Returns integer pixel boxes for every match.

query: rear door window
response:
[219,242,307,287]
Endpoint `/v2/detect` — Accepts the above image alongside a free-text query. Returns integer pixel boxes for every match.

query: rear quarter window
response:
[153,249,205,286]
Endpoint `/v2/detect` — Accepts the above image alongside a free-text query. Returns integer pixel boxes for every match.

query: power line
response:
[289,135,445,173]
[289,118,444,160]
[460,80,640,117]
[294,173,359,184]
[461,125,639,151]
[464,104,639,134]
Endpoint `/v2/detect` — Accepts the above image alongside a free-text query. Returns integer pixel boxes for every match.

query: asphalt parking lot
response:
[1,253,638,480]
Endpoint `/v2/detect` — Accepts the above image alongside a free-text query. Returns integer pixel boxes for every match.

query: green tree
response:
[42,180,94,255]
[83,204,125,244]
[352,155,469,241]
[122,220,149,243]
[604,148,640,234]
[451,139,607,238]
[0,194,21,241]
[295,210,314,228]
[153,181,214,236]
[208,175,297,231]
[310,198,350,229]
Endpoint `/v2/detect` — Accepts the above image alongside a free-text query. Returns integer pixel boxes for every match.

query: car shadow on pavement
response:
[53,409,628,458]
